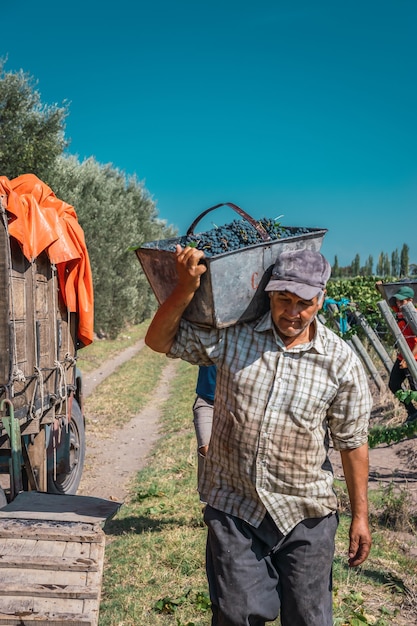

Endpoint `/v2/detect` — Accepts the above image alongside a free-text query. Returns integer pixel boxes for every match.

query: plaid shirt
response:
[169,312,372,535]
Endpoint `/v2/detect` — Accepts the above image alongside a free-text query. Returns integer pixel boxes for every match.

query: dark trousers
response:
[389,359,417,415]
[204,505,338,626]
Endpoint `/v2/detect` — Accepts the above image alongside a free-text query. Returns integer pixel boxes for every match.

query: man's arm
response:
[145,245,206,354]
[340,443,372,567]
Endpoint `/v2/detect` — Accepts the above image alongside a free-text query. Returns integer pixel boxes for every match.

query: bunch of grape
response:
[145,217,314,257]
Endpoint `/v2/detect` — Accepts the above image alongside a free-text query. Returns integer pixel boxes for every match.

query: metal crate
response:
[135,204,327,327]
[375,280,417,306]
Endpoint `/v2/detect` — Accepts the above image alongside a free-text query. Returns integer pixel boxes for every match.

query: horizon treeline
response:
[332,243,417,279]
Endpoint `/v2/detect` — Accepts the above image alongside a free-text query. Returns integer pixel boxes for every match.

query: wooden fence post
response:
[349,310,394,375]
[401,301,417,336]
[377,300,417,385]
[320,304,386,392]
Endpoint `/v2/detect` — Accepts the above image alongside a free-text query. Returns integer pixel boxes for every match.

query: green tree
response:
[376,252,384,276]
[400,243,409,277]
[0,60,68,180]
[383,252,390,276]
[351,253,360,276]
[332,255,340,278]
[50,156,175,338]
[363,255,373,276]
[391,249,400,276]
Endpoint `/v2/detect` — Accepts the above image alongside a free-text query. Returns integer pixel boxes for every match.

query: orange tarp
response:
[0,174,94,346]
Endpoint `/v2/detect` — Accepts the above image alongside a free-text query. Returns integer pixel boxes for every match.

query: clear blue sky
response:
[2,0,417,268]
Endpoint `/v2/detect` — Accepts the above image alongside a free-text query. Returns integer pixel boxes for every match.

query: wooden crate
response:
[0,492,121,625]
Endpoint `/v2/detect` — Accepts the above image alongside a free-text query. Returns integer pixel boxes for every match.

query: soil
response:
[78,342,417,518]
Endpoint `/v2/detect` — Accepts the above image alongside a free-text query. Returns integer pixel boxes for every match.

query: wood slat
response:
[0,519,104,543]
[0,608,94,625]
[0,582,100,599]
[0,567,87,587]
[0,554,98,572]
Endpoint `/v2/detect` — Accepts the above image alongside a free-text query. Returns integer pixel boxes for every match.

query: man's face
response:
[396,297,413,308]
[269,290,324,346]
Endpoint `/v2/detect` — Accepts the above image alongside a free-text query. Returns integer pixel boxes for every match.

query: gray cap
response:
[265,249,331,300]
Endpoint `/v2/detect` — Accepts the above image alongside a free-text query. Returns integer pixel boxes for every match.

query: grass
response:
[98,359,209,626]
[76,322,149,373]
[79,326,417,626]
[84,345,168,429]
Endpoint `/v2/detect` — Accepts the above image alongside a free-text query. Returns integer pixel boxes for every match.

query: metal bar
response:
[0,399,23,499]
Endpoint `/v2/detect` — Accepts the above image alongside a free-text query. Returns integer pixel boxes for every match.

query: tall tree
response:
[50,156,175,338]
[400,243,409,277]
[351,253,360,276]
[364,255,373,276]
[0,60,68,180]
[383,253,390,276]
[391,249,400,276]
[332,255,340,278]
[376,252,384,276]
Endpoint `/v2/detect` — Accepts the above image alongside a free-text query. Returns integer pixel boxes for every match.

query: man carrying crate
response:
[145,246,372,626]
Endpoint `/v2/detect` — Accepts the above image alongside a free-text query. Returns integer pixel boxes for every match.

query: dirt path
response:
[81,339,146,398]
[77,343,179,502]
[330,440,417,505]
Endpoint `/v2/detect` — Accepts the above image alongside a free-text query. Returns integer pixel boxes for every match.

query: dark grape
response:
[143,217,316,257]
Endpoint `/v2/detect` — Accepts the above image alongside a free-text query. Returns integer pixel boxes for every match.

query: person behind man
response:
[193,364,217,502]
[388,285,417,421]
[145,246,372,626]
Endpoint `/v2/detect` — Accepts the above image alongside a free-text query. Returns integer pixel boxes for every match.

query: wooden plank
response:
[84,551,105,600]
[85,542,103,566]
[0,567,87,587]
[0,519,104,543]
[0,554,99,572]
[31,595,88,618]
[0,596,34,613]
[0,606,94,625]
[349,309,394,375]
[32,538,68,557]
[0,597,98,624]
[63,541,85,558]
[0,583,100,599]
[0,537,29,554]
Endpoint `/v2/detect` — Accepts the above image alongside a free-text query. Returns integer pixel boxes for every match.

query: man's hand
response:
[145,245,206,354]
[175,245,207,293]
[348,517,372,567]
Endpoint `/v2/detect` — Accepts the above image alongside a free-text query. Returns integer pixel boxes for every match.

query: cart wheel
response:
[47,399,86,495]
